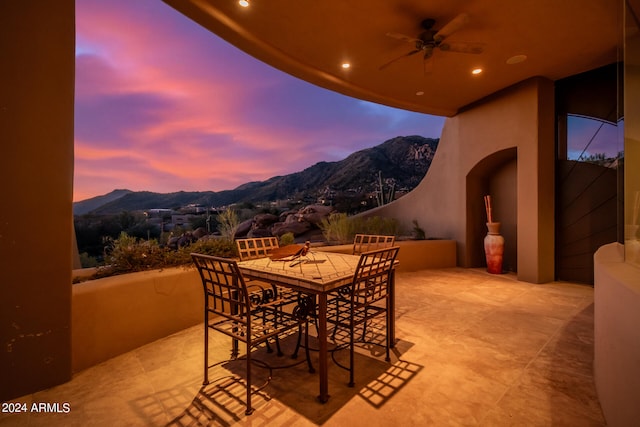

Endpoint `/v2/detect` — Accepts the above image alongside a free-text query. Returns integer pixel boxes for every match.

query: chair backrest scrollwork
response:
[191,253,251,318]
[236,237,279,260]
[352,234,396,255]
[351,246,400,304]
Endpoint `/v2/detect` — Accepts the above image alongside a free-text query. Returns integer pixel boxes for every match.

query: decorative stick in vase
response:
[484,195,493,224]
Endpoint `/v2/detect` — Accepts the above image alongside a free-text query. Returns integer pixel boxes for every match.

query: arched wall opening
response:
[369,77,555,283]
[466,148,518,271]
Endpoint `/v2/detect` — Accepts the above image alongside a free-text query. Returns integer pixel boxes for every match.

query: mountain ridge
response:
[74,135,438,215]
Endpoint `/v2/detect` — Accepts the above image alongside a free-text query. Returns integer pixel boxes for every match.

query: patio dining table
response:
[237,250,396,403]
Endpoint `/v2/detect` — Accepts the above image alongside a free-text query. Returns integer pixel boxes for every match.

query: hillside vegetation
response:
[74,135,438,215]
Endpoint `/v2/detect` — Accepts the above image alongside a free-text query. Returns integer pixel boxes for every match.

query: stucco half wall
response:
[369,77,555,284]
[594,243,640,426]
[72,268,202,372]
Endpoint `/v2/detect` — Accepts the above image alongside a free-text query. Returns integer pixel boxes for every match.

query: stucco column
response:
[516,79,556,283]
[0,1,75,400]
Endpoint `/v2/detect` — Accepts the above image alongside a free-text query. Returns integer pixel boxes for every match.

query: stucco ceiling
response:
[162,0,620,117]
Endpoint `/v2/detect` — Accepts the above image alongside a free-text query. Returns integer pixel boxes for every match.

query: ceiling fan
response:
[379,13,484,71]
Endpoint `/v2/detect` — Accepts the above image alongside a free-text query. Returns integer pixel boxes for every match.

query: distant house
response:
[145,208,173,218]
[171,214,194,228]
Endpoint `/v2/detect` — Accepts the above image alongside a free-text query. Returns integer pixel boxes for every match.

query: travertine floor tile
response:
[2,268,604,426]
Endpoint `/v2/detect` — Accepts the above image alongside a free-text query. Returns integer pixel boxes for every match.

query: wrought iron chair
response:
[352,234,396,255]
[328,246,400,387]
[329,234,397,338]
[235,237,301,312]
[191,253,312,415]
[237,237,316,358]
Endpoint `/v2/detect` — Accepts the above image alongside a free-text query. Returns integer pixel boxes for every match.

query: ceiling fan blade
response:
[385,32,420,44]
[439,41,484,54]
[379,49,421,70]
[434,13,470,42]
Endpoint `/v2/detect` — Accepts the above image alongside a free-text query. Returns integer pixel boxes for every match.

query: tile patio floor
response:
[0,268,605,426]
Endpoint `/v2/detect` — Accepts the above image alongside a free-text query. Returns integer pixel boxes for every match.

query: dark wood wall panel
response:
[556,160,618,284]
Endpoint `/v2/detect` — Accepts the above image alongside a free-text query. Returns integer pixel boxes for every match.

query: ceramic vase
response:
[484,222,504,274]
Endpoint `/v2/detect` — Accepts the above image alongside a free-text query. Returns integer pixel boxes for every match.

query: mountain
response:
[74,135,438,215]
[73,189,133,215]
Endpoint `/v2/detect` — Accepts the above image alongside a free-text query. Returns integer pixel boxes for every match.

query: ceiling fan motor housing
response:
[380,13,482,71]
[417,29,438,51]
[420,18,436,30]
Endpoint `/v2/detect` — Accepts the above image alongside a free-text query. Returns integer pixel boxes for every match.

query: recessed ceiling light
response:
[506,54,527,64]
[471,68,483,75]
[341,63,351,69]
[416,91,424,96]
[239,0,249,7]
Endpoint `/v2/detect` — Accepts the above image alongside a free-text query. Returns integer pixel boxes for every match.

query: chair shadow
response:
[164,332,422,426]
[165,376,273,426]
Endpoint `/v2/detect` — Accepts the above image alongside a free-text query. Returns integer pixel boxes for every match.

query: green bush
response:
[91,233,160,278]
[412,220,426,240]
[279,232,295,246]
[359,216,401,236]
[79,252,98,268]
[320,213,353,244]
[319,214,401,244]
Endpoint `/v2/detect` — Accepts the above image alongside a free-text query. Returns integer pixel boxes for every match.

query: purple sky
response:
[73,0,445,202]
[566,115,621,161]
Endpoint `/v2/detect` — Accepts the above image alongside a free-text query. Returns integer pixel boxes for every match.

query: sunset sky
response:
[73,0,445,202]
[73,0,620,203]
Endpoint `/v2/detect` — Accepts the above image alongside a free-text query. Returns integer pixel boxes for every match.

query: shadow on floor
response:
[164,333,421,426]
[547,303,605,425]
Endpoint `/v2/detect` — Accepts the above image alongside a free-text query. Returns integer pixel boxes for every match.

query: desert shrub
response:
[97,232,166,277]
[412,220,426,240]
[168,238,237,264]
[319,213,354,244]
[87,232,237,281]
[320,213,400,244]
[79,252,99,268]
[358,216,401,236]
[217,208,239,241]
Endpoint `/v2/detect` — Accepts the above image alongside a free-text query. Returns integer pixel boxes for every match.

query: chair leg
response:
[274,334,284,356]
[292,325,302,359]
[310,295,320,332]
[385,308,391,362]
[361,307,370,341]
[348,318,355,387]
[232,338,239,359]
[331,296,342,341]
[203,321,209,385]
[245,343,254,416]
[304,320,315,373]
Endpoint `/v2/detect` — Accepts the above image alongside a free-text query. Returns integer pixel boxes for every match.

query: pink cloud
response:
[73,0,444,202]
